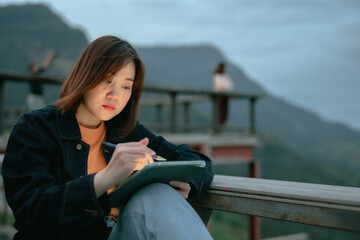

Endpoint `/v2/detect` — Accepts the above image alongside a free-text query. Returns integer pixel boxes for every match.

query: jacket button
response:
[76,144,82,150]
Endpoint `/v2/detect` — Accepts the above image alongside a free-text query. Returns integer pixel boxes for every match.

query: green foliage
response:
[256,132,360,187]
[208,210,360,240]
[0,211,15,226]
[257,96,360,176]
[209,211,249,240]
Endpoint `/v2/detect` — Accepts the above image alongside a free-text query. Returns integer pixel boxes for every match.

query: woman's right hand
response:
[94,138,155,197]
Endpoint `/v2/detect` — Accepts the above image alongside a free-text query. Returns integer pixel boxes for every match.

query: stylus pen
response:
[102,142,167,161]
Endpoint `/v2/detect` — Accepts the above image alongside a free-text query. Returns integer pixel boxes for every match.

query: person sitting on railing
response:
[27,51,56,111]
[2,36,214,240]
[213,62,234,125]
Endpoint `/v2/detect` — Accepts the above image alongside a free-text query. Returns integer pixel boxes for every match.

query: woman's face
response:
[76,60,135,128]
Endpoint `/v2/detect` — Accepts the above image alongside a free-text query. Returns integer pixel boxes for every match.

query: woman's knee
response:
[129,183,180,204]
[117,183,181,230]
[121,182,190,221]
[114,183,212,240]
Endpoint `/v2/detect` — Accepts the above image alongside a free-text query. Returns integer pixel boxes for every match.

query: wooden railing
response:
[190,175,360,233]
[140,85,261,134]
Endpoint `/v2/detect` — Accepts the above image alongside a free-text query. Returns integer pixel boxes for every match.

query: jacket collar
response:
[55,108,82,140]
[105,120,126,142]
[54,106,126,142]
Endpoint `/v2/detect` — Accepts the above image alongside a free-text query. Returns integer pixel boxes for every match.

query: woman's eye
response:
[105,79,112,84]
[122,86,131,90]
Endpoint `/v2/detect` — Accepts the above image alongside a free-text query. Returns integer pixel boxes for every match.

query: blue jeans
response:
[108,183,213,240]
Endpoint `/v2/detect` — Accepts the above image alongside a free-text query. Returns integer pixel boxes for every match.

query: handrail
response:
[190,175,360,232]
[0,71,64,84]
[140,96,209,106]
[143,84,262,99]
[140,85,263,134]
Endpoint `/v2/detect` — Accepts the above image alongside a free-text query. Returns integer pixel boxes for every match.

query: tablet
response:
[108,160,206,207]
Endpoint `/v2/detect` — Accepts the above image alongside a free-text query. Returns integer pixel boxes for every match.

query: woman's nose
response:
[106,88,119,100]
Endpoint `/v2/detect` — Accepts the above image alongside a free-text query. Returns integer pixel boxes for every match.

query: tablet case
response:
[108,160,206,207]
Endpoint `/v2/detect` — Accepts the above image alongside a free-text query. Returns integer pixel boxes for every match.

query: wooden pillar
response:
[211,94,220,133]
[170,92,177,133]
[249,97,256,135]
[249,160,260,178]
[183,102,190,133]
[156,104,162,133]
[249,160,261,240]
[0,79,4,134]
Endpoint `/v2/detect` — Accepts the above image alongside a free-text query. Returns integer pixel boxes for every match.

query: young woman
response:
[2,36,213,240]
[213,62,234,125]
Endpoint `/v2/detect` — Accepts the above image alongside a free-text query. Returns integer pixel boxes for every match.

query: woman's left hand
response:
[169,181,191,199]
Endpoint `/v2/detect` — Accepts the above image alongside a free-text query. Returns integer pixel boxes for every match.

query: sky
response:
[1,0,360,130]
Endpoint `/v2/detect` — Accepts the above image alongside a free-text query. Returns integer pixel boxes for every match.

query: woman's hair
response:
[214,62,225,74]
[55,35,145,136]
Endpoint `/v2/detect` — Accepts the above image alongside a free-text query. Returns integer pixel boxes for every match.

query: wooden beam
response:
[190,175,360,232]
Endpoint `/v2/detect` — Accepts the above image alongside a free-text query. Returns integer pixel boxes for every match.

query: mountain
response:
[257,95,360,175]
[0,3,88,107]
[0,3,87,73]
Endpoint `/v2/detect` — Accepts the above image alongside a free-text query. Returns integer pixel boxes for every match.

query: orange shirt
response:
[79,122,119,219]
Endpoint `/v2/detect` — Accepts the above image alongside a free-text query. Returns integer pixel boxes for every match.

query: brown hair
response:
[55,35,145,136]
[214,62,225,74]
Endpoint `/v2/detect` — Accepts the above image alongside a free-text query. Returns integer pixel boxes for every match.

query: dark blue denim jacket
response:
[2,105,213,240]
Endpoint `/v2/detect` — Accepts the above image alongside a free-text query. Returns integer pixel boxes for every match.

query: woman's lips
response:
[102,104,115,111]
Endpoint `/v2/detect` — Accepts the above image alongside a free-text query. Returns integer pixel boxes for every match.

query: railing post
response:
[211,94,220,133]
[156,104,163,133]
[0,79,4,134]
[249,97,256,135]
[249,159,261,240]
[183,102,190,133]
[170,92,177,133]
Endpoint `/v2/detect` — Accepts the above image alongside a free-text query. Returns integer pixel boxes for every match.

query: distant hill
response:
[0,3,88,107]
[257,95,360,175]
[0,3,87,73]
